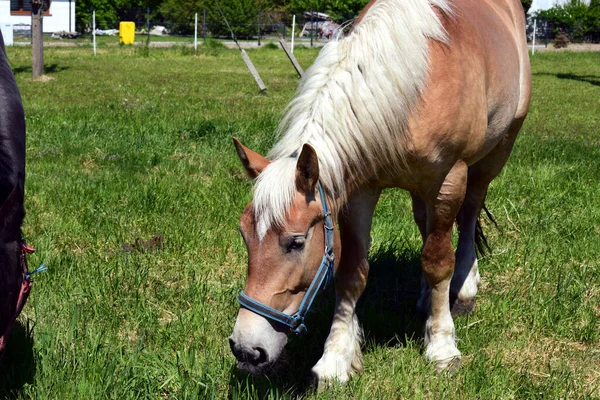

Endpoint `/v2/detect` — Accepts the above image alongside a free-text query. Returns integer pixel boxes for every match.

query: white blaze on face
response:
[253,157,298,241]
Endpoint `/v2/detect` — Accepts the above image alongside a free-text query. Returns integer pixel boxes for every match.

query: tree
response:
[521,0,533,16]
[536,0,600,42]
[160,0,259,38]
[287,0,369,21]
[76,0,165,32]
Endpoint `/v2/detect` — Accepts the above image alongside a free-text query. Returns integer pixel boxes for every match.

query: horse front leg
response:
[312,190,380,387]
[421,161,467,373]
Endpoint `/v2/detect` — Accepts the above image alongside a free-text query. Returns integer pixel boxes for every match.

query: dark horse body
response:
[0,30,28,357]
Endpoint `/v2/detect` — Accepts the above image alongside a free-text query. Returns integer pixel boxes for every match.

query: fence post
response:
[282,12,286,38]
[93,9,96,56]
[310,11,314,47]
[532,18,536,55]
[31,0,44,77]
[194,12,198,54]
[146,7,150,45]
[90,5,93,43]
[291,15,295,54]
[203,8,207,41]
[257,9,261,46]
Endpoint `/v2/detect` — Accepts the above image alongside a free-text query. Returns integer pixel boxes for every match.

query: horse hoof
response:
[450,297,475,316]
[435,355,461,375]
[310,366,349,391]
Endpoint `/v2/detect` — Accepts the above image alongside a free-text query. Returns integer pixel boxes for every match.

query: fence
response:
[528,16,600,47]
[77,7,359,47]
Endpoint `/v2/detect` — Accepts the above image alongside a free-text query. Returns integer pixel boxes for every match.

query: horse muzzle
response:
[229,308,288,374]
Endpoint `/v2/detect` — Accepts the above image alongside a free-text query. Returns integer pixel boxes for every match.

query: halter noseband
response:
[237,183,335,335]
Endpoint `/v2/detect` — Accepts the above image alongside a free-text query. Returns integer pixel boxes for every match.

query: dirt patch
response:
[31,75,56,82]
[121,233,164,254]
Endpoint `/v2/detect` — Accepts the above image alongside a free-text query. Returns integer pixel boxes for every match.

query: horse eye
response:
[287,236,305,252]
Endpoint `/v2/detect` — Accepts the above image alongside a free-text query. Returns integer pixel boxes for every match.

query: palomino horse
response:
[229,0,531,385]
[0,30,33,357]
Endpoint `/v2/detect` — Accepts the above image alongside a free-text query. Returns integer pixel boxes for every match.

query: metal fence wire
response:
[80,8,600,45]
[84,7,361,43]
[528,16,600,45]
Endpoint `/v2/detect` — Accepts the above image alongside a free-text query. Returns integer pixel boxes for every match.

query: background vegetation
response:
[73,0,545,37]
[535,0,600,42]
[0,44,598,398]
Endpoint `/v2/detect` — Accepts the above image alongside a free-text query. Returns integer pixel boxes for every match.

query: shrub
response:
[203,38,226,49]
[160,0,259,38]
[553,32,570,48]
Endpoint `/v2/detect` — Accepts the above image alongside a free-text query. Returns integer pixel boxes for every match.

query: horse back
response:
[406,0,531,168]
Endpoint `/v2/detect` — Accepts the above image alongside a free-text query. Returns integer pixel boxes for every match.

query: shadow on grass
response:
[533,72,600,87]
[227,241,424,398]
[11,63,69,75]
[0,320,36,397]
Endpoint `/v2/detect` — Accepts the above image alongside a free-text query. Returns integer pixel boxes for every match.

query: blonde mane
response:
[254,0,451,239]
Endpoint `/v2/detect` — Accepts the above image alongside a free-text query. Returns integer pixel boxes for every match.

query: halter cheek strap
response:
[237,183,335,335]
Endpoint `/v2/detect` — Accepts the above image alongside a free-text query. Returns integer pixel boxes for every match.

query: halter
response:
[237,183,335,335]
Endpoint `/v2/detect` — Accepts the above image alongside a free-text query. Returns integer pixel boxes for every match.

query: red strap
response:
[21,243,35,254]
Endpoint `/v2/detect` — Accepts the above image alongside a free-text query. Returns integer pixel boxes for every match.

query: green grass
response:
[0,46,598,398]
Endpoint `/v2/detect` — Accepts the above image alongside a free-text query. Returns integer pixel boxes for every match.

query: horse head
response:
[228,138,341,374]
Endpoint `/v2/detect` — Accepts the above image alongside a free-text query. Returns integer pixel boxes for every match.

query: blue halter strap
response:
[237,183,335,335]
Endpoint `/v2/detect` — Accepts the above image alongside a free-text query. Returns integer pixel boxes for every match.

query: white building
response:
[0,0,76,33]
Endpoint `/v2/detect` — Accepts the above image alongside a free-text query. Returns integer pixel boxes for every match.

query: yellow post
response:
[119,22,135,45]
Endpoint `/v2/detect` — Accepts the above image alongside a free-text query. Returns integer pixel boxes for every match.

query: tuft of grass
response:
[0,46,597,399]
[262,42,279,50]
[203,38,226,49]
[134,43,150,57]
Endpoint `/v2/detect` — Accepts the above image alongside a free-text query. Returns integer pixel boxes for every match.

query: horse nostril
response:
[253,346,268,365]
[228,337,238,356]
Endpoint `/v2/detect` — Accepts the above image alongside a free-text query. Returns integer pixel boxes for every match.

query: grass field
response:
[0,43,598,398]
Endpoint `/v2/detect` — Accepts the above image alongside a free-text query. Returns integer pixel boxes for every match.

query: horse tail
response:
[474,203,499,256]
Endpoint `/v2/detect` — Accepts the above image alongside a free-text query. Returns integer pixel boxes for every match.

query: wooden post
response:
[240,50,267,91]
[146,7,151,45]
[31,0,44,78]
[203,8,207,41]
[257,10,261,47]
[279,37,303,77]
[214,0,267,92]
[310,11,314,47]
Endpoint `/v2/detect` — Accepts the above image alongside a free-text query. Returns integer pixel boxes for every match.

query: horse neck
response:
[269,0,451,204]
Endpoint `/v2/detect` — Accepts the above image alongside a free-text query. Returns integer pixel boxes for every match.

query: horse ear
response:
[295,144,319,193]
[233,138,270,179]
[0,182,24,237]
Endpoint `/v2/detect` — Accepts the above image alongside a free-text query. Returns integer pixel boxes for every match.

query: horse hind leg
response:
[421,161,468,373]
[451,184,486,316]
[311,189,380,388]
[451,117,525,315]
